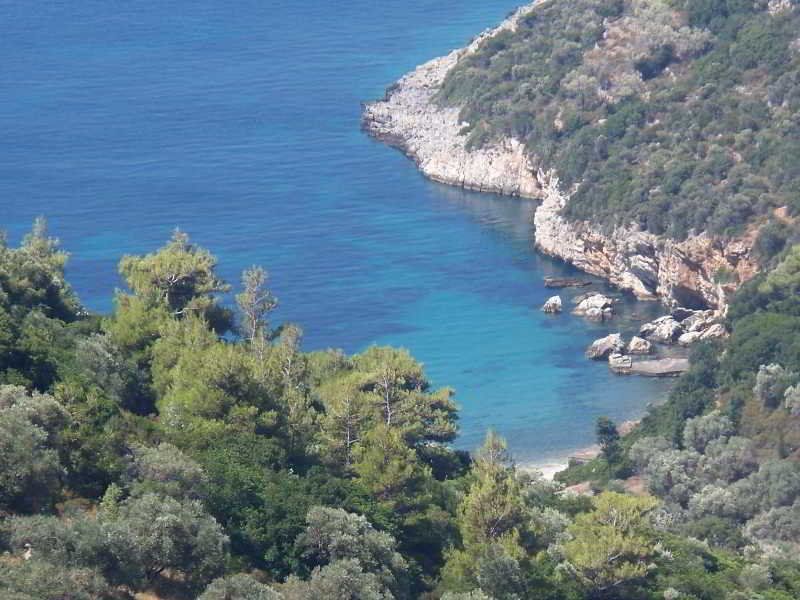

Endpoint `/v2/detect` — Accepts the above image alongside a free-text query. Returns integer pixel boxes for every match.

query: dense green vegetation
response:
[2,220,800,599]
[438,0,800,240]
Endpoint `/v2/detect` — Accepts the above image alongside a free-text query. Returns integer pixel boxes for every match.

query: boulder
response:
[572,292,594,305]
[627,336,652,354]
[678,331,703,346]
[700,323,727,340]
[573,294,614,320]
[608,353,633,373]
[681,310,716,333]
[541,295,562,313]
[586,333,624,359]
[639,315,683,343]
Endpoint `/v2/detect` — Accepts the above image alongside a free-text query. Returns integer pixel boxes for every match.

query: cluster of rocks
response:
[586,333,652,360]
[585,332,689,377]
[638,309,726,346]
[540,292,616,320]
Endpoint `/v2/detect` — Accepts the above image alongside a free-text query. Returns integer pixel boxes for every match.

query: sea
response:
[1,0,673,467]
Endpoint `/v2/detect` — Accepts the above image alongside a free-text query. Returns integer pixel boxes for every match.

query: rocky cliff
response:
[361,2,759,311]
[533,170,759,311]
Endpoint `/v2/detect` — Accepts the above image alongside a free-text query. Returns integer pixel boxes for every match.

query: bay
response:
[0,0,672,464]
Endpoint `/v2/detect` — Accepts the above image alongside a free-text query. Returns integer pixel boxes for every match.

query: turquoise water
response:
[1,0,672,463]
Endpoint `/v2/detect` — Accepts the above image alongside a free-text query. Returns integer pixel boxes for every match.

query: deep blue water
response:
[1,0,672,463]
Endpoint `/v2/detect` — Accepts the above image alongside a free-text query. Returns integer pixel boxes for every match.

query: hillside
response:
[3,220,800,599]
[437,0,800,240]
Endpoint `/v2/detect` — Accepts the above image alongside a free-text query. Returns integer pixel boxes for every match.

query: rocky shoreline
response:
[361,1,760,311]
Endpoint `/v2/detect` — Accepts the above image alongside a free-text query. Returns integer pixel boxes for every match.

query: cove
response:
[1,0,673,465]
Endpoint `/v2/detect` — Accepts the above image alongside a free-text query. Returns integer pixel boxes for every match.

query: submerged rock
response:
[541,295,563,313]
[543,277,592,289]
[586,333,624,359]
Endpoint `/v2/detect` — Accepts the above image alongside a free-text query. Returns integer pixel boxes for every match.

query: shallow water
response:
[1,0,673,463]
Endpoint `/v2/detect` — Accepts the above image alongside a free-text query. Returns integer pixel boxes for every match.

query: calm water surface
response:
[1,0,673,463]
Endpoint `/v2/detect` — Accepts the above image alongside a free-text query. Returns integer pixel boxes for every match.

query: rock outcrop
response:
[586,333,624,359]
[362,2,759,311]
[638,310,728,345]
[541,295,562,313]
[361,5,540,198]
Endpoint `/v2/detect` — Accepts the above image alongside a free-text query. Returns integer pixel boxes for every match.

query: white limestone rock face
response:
[586,333,624,360]
[532,170,758,311]
[541,295,563,313]
[627,336,652,354]
[361,4,540,198]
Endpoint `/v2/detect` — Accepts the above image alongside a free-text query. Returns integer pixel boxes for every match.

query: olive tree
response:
[102,492,228,591]
[295,506,408,598]
[0,399,64,512]
[283,559,392,600]
[127,442,209,501]
[199,574,283,600]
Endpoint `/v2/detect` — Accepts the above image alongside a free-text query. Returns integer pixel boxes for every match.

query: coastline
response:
[519,419,641,481]
[361,2,758,312]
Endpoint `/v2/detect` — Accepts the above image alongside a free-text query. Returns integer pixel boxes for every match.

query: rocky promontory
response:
[361,5,540,198]
[362,1,760,311]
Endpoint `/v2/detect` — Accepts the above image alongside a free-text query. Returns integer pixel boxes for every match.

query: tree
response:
[127,442,209,501]
[118,229,232,332]
[559,492,659,597]
[236,266,277,360]
[199,574,283,600]
[682,411,733,453]
[0,217,80,323]
[460,431,525,548]
[474,542,527,600]
[283,559,392,600]
[102,492,228,591]
[319,375,371,470]
[0,397,64,512]
[295,506,409,598]
[353,424,430,511]
[0,559,112,600]
[596,417,622,465]
[354,346,458,446]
